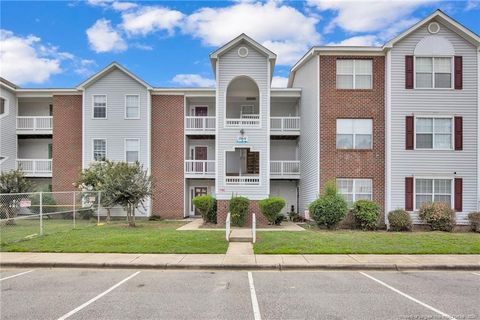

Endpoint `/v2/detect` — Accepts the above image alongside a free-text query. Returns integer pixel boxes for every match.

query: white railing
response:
[185,160,215,175]
[270,117,300,132]
[270,161,300,176]
[226,115,260,128]
[185,116,215,132]
[252,213,256,244]
[17,116,53,131]
[225,176,260,185]
[226,212,231,241]
[16,159,52,176]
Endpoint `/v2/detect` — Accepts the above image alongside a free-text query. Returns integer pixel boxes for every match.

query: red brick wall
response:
[151,95,184,218]
[52,95,82,192]
[217,200,269,227]
[319,56,385,218]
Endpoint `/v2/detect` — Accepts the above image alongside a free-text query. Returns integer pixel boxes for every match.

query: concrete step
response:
[229,229,253,243]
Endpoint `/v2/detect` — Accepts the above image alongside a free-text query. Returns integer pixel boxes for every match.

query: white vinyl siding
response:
[93,139,107,161]
[125,94,139,119]
[337,178,373,207]
[336,119,372,149]
[415,117,453,149]
[415,57,452,89]
[0,88,17,171]
[125,138,140,163]
[415,178,452,209]
[92,95,107,118]
[336,59,372,89]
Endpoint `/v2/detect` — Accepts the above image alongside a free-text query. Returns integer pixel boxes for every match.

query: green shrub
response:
[388,209,412,231]
[30,193,57,215]
[308,182,348,229]
[259,197,286,225]
[418,202,455,232]
[229,196,249,227]
[352,200,380,231]
[468,212,480,233]
[192,195,216,224]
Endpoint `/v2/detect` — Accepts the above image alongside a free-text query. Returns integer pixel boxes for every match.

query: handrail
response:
[252,213,256,244]
[226,212,231,241]
[16,116,53,130]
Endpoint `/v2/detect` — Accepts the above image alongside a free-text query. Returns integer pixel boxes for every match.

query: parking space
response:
[0,269,479,320]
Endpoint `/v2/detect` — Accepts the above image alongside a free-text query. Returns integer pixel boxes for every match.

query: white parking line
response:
[248,272,262,320]
[360,272,457,320]
[57,271,140,320]
[472,272,480,276]
[0,269,34,282]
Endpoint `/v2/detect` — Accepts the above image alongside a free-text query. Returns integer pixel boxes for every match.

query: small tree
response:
[102,162,154,227]
[309,181,348,229]
[259,197,286,225]
[0,169,33,224]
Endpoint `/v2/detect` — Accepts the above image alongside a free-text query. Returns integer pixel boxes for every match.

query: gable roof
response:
[0,77,19,91]
[76,62,152,90]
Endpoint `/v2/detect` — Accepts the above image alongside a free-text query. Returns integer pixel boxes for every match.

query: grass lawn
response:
[254,230,480,254]
[1,220,228,254]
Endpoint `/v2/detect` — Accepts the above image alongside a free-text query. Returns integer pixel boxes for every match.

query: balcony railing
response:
[185,116,215,132]
[270,161,300,177]
[17,116,53,132]
[270,117,300,132]
[225,176,260,185]
[16,159,52,177]
[185,160,215,176]
[225,115,260,128]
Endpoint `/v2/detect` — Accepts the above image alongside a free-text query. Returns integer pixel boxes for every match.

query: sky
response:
[1,0,479,88]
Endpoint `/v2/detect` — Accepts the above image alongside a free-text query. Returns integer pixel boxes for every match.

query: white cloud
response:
[308,0,433,33]
[327,35,380,46]
[86,0,113,7]
[183,1,320,65]
[172,74,215,87]
[121,6,184,36]
[465,0,480,11]
[271,76,288,88]
[74,59,97,76]
[112,1,137,11]
[86,19,127,53]
[0,29,62,84]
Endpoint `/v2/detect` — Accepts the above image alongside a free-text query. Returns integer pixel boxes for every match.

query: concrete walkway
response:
[1,252,479,271]
[177,219,305,231]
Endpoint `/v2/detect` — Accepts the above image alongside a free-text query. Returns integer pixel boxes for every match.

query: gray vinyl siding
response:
[292,56,319,214]
[0,86,17,172]
[215,42,270,200]
[83,68,149,169]
[390,20,478,224]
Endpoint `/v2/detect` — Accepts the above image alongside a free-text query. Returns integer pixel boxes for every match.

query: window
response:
[337,179,372,207]
[93,95,107,119]
[0,156,6,164]
[93,139,107,161]
[336,119,372,149]
[415,178,452,209]
[415,57,452,88]
[125,95,139,119]
[125,139,139,163]
[415,117,452,149]
[336,59,372,89]
[0,97,5,115]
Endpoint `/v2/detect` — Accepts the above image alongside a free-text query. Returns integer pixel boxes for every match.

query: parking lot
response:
[1,269,479,320]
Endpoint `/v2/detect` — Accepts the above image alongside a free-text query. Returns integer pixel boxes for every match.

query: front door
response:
[190,187,208,216]
[193,146,208,173]
[194,106,208,117]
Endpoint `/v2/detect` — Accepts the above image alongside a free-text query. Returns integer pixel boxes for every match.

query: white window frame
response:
[414,56,454,90]
[336,59,373,89]
[124,94,140,120]
[336,119,373,150]
[92,94,107,119]
[336,178,373,206]
[0,96,9,119]
[124,138,140,163]
[414,116,454,150]
[92,138,107,162]
[413,177,454,210]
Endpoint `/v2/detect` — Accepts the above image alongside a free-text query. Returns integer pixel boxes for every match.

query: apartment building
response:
[1,10,478,226]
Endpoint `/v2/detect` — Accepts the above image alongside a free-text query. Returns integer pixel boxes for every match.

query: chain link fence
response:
[0,191,102,245]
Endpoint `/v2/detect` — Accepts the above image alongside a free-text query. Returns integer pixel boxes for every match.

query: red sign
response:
[19,199,31,208]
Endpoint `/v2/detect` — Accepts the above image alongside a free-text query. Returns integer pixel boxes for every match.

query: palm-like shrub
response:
[259,197,286,225]
[418,202,455,232]
[308,182,348,229]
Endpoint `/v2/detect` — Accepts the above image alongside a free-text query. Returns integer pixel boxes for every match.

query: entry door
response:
[194,106,208,116]
[191,187,208,216]
[193,146,208,173]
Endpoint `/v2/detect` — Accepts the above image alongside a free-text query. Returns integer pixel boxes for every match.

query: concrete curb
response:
[2,262,479,271]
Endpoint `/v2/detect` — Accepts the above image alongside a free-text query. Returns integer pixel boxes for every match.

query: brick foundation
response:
[217,200,269,227]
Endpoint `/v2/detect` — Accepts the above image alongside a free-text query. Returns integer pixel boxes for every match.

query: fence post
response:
[97,191,101,224]
[39,192,43,235]
[73,191,76,229]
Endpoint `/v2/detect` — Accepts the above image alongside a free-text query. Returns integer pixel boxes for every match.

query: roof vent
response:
[238,46,249,58]
[428,22,440,34]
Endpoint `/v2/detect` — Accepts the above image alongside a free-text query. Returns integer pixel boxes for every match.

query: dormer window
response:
[415,57,452,89]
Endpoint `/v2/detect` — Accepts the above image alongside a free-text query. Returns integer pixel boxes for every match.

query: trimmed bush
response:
[388,209,412,231]
[352,200,380,231]
[229,196,249,227]
[259,197,286,225]
[192,195,217,224]
[309,182,348,229]
[468,212,480,233]
[418,202,455,232]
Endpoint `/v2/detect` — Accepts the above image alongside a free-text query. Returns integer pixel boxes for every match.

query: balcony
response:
[270,161,300,179]
[185,160,215,178]
[17,116,53,134]
[225,115,260,128]
[185,116,215,134]
[225,176,260,185]
[270,117,300,135]
[16,159,52,177]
